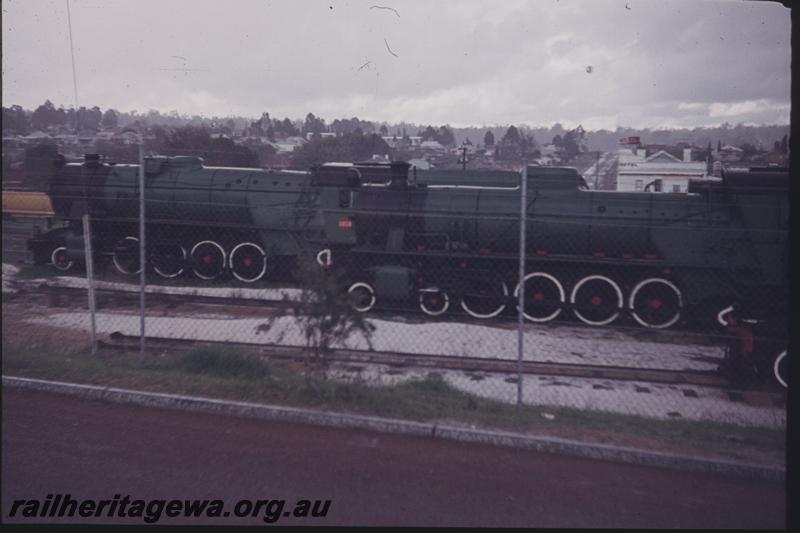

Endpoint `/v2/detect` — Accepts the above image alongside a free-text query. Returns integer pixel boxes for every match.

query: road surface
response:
[2,388,785,527]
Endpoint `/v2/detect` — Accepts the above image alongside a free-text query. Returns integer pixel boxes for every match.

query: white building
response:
[420,140,445,152]
[408,157,431,170]
[616,147,706,193]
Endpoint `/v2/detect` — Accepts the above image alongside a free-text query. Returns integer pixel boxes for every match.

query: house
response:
[408,157,431,170]
[305,132,336,141]
[716,144,744,163]
[420,140,445,152]
[616,147,706,193]
[382,136,401,149]
[451,143,477,156]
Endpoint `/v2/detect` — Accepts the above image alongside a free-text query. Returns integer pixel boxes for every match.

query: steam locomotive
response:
[29,154,787,339]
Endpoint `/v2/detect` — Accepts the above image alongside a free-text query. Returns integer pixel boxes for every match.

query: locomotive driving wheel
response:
[190,240,226,280]
[50,246,74,271]
[629,278,682,329]
[460,277,508,319]
[229,242,267,283]
[348,282,376,313]
[570,275,623,326]
[773,350,787,388]
[152,243,186,279]
[419,287,450,316]
[514,272,564,323]
[112,236,142,275]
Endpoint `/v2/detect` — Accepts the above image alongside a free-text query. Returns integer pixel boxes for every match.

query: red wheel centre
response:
[243,257,253,267]
[591,295,602,306]
[534,291,544,302]
[649,298,662,309]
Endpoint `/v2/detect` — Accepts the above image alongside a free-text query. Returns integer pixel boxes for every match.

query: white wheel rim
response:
[717,305,735,327]
[570,275,623,326]
[629,277,682,329]
[190,240,226,280]
[153,245,186,278]
[461,280,508,319]
[112,236,142,275]
[348,282,376,312]
[316,248,332,268]
[419,287,450,316]
[229,242,267,283]
[50,246,74,271]
[513,272,564,323]
[773,350,787,388]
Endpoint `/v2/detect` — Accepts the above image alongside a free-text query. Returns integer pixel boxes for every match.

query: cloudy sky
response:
[2,0,791,129]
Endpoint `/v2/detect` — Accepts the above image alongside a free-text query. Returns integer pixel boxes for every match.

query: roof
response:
[645,150,682,163]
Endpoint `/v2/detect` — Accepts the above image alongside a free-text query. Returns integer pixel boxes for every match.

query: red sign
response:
[337,218,353,229]
[618,136,641,145]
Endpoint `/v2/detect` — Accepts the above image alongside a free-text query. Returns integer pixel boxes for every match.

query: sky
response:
[1,0,792,130]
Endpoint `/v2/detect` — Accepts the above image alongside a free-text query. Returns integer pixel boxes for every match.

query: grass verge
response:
[1,337,785,467]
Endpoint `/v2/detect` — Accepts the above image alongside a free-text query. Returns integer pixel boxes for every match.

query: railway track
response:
[5,272,787,404]
[99,332,786,409]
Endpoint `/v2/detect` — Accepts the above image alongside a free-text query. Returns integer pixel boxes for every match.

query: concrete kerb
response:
[3,375,784,483]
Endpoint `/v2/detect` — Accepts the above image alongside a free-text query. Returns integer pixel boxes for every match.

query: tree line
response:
[3,101,789,170]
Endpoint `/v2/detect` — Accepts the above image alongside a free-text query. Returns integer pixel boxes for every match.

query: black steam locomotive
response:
[29,155,787,338]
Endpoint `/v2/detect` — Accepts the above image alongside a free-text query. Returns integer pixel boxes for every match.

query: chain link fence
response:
[3,150,788,436]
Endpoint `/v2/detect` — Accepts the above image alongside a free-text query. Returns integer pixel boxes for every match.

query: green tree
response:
[150,125,260,167]
[274,118,299,138]
[258,259,375,388]
[303,113,326,137]
[501,125,521,146]
[419,125,437,142]
[31,100,57,131]
[290,133,391,169]
[2,105,29,134]
[484,130,495,146]
[101,109,118,129]
[436,125,455,147]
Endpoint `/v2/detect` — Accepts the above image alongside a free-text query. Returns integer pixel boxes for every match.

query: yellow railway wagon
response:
[2,190,55,217]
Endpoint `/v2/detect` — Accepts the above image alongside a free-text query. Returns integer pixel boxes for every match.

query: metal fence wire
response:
[10,152,788,432]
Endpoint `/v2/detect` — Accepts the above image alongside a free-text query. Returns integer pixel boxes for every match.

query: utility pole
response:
[461,146,467,171]
[66,0,80,133]
[516,165,527,409]
[139,133,146,356]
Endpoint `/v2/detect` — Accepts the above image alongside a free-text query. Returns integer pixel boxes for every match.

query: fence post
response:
[517,164,528,408]
[138,134,146,355]
[82,214,97,355]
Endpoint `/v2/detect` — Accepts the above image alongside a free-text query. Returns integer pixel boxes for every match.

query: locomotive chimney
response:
[389,161,411,188]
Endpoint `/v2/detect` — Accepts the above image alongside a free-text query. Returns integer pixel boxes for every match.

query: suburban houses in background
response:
[2,103,790,193]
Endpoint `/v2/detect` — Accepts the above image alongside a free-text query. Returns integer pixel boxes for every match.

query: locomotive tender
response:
[29,154,788,335]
